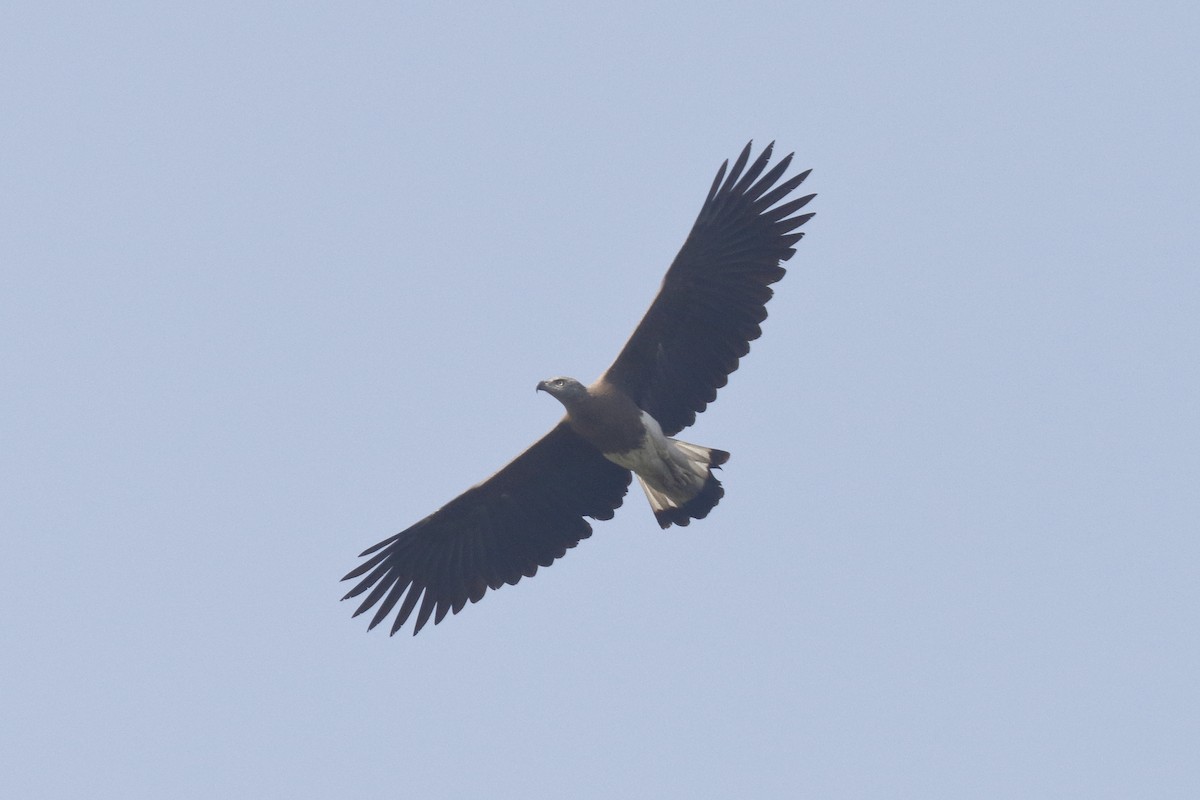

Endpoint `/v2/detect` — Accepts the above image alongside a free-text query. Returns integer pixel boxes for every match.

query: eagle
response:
[342,142,815,635]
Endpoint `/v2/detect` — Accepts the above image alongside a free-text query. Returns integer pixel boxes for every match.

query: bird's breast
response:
[563,388,647,454]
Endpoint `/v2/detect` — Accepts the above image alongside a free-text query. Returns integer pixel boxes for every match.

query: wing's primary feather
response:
[341,422,631,635]
[602,141,814,435]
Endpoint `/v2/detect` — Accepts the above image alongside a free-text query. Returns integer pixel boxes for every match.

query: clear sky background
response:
[3,2,1197,798]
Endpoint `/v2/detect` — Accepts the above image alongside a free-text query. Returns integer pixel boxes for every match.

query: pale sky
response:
[3,2,1198,798]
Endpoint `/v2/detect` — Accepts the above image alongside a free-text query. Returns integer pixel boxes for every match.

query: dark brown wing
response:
[341,422,631,635]
[602,142,814,435]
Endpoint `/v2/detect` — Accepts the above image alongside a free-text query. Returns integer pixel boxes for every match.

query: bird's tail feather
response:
[642,442,729,529]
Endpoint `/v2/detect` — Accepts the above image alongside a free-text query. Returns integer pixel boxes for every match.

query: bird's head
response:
[536,376,588,408]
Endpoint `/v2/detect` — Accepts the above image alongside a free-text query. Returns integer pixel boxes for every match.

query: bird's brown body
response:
[538,376,729,528]
[545,378,645,454]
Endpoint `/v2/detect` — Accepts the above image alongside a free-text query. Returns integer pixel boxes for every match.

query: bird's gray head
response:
[536,376,588,409]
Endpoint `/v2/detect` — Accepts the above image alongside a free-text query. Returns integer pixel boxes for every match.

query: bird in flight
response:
[342,142,815,635]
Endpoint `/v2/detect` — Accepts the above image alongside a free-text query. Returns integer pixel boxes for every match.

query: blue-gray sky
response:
[3,2,1197,797]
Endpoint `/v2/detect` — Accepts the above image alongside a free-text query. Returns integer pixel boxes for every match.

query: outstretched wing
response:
[341,422,631,635]
[602,142,815,435]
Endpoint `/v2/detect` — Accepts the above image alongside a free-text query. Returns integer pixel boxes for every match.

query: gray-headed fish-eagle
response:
[342,142,815,635]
